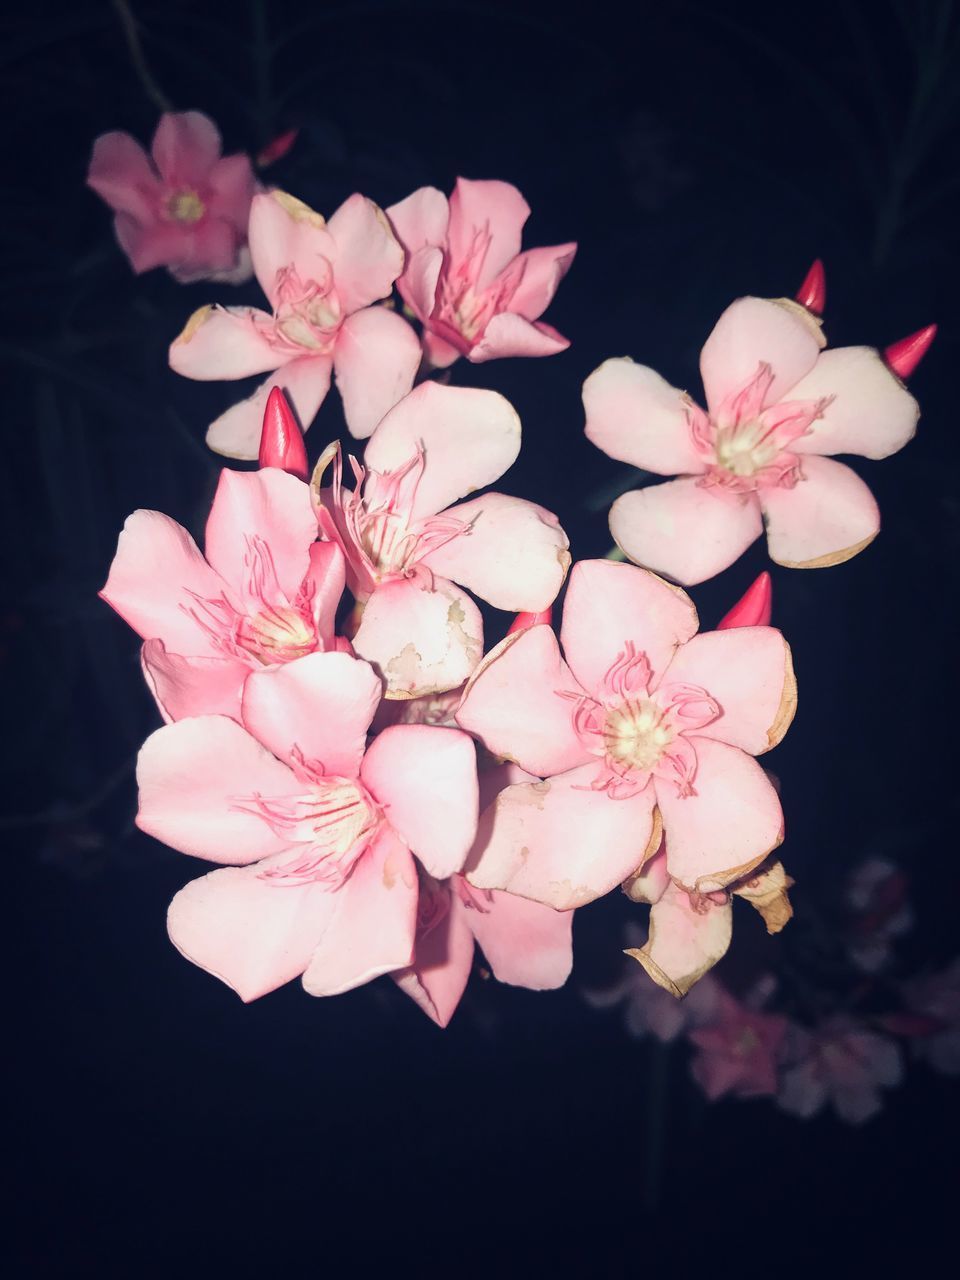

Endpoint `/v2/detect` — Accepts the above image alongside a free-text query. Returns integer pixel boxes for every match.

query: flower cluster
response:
[96,117,934,1029]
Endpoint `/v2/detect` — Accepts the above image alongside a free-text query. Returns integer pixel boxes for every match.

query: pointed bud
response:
[795,259,826,314]
[259,387,308,480]
[507,607,553,635]
[256,128,299,169]
[717,572,772,630]
[884,323,936,380]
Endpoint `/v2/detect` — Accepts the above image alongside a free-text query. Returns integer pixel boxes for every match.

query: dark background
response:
[4,0,958,1272]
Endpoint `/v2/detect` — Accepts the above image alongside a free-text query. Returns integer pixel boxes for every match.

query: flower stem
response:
[110,0,174,114]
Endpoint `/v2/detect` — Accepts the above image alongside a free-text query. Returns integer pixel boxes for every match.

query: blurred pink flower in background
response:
[169,188,421,455]
[584,295,922,583]
[777,1019,903,1123]
[87,111,258,284]
[387,177,575,368]
[894,960,960,1076]
[845,857,913,973]
[688,987,788,1100]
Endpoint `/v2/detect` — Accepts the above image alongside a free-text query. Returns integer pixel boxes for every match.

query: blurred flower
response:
[777,1019,903,1123]
[387,177,575,368]
[895,960,960,1076]
[688,988,788,1100]
[101,467,345,722]
[458,559,795,909]
[314,382,570,700]
[136,652,478,1002]
[87,111,257,284]
[846,857,912,973]
[584,296,920,584]
[170,189,421,455]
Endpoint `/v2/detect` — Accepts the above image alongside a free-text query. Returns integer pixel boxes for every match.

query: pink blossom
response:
[689,988,788,1100]
[896,960,960,1076]
[387,178,576,368]
[457,559,795,910]
[100,466,345,722]
[87,111,258,284]
[135,651,479,1001]
[313,382,570,700]
[777,1019,903,1123]
[584,296,921,584]
[169,189,422,457]
[845,857,912,973]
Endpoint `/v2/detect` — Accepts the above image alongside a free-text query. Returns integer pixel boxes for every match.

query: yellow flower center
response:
[603,699,675,771]
[166,190,206,223]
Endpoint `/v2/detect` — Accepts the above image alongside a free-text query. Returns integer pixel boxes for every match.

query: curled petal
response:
[733,860,794,933]
[626,880,733,997]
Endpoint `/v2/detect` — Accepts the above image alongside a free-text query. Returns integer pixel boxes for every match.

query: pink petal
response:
[422,329,461,370]
[622,843,669,904]
[141,639,245,723]
[465,889,573,990]
[583,358,707,476]
[700,296,823,414]
[456,625,590,777]
[421,492,570,612]
[206,152,258,228]
[386,185,450,255]
[397,244,444,321]
[362,382,521,522]
[351,577,483,700]
[151,111,222,185]
[241,650,381,776]
[760,455,880,568]
[302,540,346,648]
[393,891,475,1027]
[167,862,338,1001]
[169,305,280,380]
[656,737,784,891]
[360,724,479,878]
[467,313,570,362]
[610,478,764,585]
[136,716,295,862]
[506,242,577,321]
[333,306,421,439]
[658,627,796,754]
[204,466,317,598]
[100,509,226,654]
[559,558,699,695]
[206,355,332,460]
[301,826,418,996]
[466,763,659,910]
[113,215,190,275]
[326,193,404,316]
[625,880,732,997]
[87,131,159,220]
[247,190,339,305]
[787,346,920,460]
[447,178,530,291]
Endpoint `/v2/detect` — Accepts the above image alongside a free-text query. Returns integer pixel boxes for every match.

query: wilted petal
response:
[456,625,589,777]
[621,842,669,904]
[733,860,794,933]
[136,716,295,863]
[559,558,699,695]
[206,355,333,460]
[360,724,479,878]
[466,763,659,910]
[422,492,569,612]
[789,347,919,459]
[656,737,783,891]
[626,879,733,997]
[761,455,880,568]
[351,577,483,700]
[610,479,764,586]
[584,359,707,476]
[301,826,417,996]
[241,650,381,776]
[363,382,521,522]
[658,627,796,754]
[700,296,822,413]
[333,306,421,439]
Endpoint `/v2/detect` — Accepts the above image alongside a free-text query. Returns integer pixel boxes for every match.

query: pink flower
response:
[87,111,258,284]
[777,1019,903,1123]
[136,651,479,1001]
[314,382,571,700]
[896,960,960,1076]
[169,189,422,457]
[457,559,795,910]
[584,296,921,584]
[387,178,576,368]
[100,466,345,722]
[845,857,912,973]
[689,989,788,1101]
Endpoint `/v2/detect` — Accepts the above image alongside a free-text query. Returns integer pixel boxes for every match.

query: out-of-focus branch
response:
[110,0,173,114]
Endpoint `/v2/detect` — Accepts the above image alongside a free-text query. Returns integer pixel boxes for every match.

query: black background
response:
[4,1,958,1272]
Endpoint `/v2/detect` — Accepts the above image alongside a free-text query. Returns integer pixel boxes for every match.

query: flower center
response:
[713,421,778,478]
[251,775,381,888]
[603,699,675,771]
[166,190,206,223]
[236,605,318,665]
[270,264,342,352]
